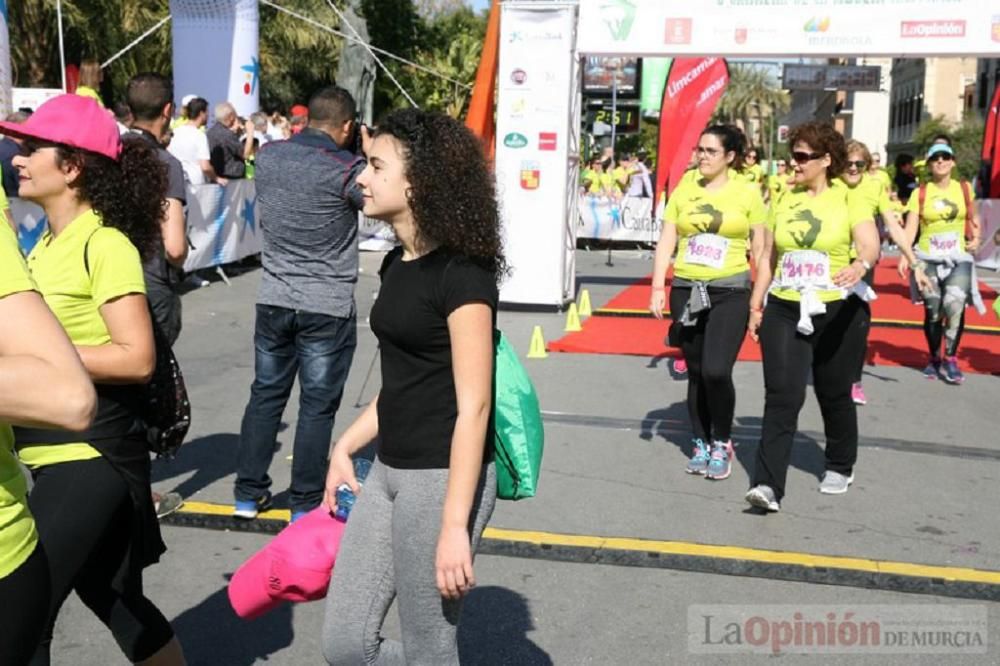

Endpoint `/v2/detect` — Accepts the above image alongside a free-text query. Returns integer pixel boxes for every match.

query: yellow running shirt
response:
[665,176,767,281]
[767,174,789,201]
[19,210,146,469]
[75,85,104,107]
[769,181,872,303]
[0,222,39,579]
[904,180,973,256]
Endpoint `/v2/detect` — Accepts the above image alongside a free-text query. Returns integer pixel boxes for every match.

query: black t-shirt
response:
[371,247,498,469]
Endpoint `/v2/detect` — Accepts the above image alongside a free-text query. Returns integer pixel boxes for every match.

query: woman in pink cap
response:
[2,94,186,665]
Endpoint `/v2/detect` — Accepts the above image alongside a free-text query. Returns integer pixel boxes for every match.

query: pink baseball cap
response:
[0,94,122,161]
[228,507,346,620]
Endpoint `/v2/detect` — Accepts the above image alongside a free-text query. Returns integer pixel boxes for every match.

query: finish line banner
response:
[578,195,661,241]
[578,0,1000,57]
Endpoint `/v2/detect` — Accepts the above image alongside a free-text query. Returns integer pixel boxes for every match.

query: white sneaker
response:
[745,485,780,512]
[819,471,854,495]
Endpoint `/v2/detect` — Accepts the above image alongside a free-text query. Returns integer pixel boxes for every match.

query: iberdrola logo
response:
[601,0,637,42]
[803,17,831,33]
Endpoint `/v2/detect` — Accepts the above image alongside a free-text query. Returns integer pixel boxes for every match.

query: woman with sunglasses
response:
[838,140,910,406]
[901,143,983,385]
[767,158,790,204]
[2,95,185,664]
[0,217,97,665]
[650,125,768,481]
[745,122,881,512]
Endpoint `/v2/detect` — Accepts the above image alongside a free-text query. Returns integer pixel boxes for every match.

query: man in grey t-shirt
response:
[234,86,365,520]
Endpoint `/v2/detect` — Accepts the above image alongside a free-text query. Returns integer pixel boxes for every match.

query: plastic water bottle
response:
[334,458,372,521]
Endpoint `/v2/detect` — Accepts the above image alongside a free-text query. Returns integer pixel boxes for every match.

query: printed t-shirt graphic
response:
[664,177,767,281]
[0,222,40,579]
[769,181,872,303]
[904,180,973,256]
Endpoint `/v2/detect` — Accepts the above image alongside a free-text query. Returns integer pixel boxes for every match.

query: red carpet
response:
[550,258,1000,375]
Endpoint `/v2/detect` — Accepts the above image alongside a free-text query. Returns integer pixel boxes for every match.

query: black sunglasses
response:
[928,154,953,163]
[791,151,825,163]
[846,160,867,169]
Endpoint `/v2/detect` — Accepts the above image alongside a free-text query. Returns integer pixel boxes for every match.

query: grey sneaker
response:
[153,491,184,519]
[745,485,780,512]
[686,439,711,475]
[819,471,854,495]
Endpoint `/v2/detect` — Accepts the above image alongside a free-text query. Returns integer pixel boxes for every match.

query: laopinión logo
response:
[900,20,966,38]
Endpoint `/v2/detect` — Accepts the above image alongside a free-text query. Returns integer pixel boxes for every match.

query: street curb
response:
[161,503,1000,602]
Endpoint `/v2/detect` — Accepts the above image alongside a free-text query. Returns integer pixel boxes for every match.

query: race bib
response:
[684,233,729,270]
[780,250,831,289]
[928,231,959,257]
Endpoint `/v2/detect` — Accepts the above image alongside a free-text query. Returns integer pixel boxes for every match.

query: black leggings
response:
[753,297,865,501]
[27,456,174,665]
[669,286,750,442]
[852,267,875,384]
[0,544,51,665]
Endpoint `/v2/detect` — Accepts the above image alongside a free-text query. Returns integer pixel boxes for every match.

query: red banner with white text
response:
[655,58,729,202]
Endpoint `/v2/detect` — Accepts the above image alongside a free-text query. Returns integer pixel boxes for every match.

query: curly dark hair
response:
[55,136,167,261]
[788,121,846,181]
[372,109,507,281]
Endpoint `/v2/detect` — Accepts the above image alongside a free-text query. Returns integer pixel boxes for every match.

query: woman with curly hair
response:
[321,108,503,665]
[745,122,886,512]
[2,95,185,665]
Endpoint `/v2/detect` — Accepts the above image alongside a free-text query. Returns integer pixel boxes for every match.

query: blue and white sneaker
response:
[706,440,734,481]
[686,439,710,475]
[234,491,273,520]
[941,356,964,384]
[922,357,941,380]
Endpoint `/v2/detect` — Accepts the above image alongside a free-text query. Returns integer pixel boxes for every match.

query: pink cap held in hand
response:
[228,507,346,620]
[0,94,122,161]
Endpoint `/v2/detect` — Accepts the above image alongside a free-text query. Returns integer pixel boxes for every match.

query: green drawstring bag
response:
[994,297,1000,321]
[493,331,544,500]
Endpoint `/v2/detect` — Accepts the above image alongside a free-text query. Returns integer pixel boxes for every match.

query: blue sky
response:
[467,0,490,10]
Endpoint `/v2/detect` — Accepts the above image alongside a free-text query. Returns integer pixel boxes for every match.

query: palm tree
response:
[713,64,789,161]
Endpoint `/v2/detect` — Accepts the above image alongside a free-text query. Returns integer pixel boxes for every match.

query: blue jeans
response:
[235,304,357,513]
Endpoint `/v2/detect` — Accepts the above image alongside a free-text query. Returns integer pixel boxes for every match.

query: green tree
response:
[713,65,789,160]
[912,114,983,182]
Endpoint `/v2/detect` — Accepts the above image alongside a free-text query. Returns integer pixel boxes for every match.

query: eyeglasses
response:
[695,146,722,157]
[791,151,825,163]
[927,154,953,163]
[846,160,867,169]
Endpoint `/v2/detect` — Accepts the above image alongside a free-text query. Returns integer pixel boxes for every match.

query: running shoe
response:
[819,471,854,495]
[921,358,941,380]
[851,383,867,405]
[234,491,273,520]
[673,358,688,376]
[745,485,780,512]
[941,356,964,385]
[705,440,735,480]
[153,491,184,519]
[685,439,710,475]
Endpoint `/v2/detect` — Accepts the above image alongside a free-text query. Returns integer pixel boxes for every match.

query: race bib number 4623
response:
[780,250,830,288]
[684,233,729,269]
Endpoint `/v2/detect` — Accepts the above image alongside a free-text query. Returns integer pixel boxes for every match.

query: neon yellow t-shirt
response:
[840,174,893,260]
[581,169,601,195]
[0,222,39,579]
[19,210,146,468]
[905,180,972,256]
[870,168,892,192]
[767,174,789,201]
[75,85,104,107]
[612,166,630,192]
[665,176,767,281]
[742,164,764,185]
[769,181,873,303]
[0,165,8,211]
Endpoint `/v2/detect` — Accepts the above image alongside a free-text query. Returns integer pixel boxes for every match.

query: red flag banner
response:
[464,0,501,161]
[979,83,1000,199]
[655,58,730,201]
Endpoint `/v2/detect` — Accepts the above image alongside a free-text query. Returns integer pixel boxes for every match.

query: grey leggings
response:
[920,260,972,357]
[322,458,497,665]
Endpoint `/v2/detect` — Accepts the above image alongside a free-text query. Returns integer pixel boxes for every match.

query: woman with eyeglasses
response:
[900,143,983,385]
[744,122,882,512]
[650,125,768,481]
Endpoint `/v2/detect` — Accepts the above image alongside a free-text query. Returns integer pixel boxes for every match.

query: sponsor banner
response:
[578,195,660,241]
[170,0,259,118]
[639,57,672,114]
[578,0,999,57]
[182,180,261,271]
[656,58,729,199]
[495,3,577,306]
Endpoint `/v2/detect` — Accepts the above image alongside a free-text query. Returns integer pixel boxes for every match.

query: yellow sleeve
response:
[86,228,146,307]
[767,192,781,232]
[904,190,920,216]
[0,223,35,298]
[848,192,875,229]
[663,186,682,225]
[746,184,767,225]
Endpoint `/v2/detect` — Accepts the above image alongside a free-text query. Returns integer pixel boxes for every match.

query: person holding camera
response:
[233,86,366,522]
